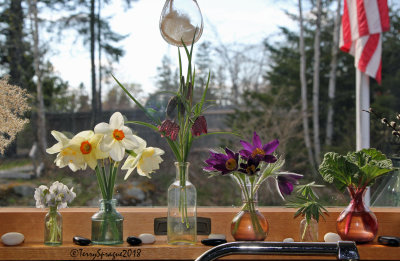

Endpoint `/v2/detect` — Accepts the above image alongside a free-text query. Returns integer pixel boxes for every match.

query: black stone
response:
[201,239,227,246]
[73,236,91,246]
[127,236,142,246]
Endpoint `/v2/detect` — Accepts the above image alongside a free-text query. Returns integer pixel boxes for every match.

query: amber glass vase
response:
[231,189,268,241]
[337,187,378,243]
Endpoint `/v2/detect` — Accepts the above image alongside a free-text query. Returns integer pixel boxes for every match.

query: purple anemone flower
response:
[204,148,239,175]
[238,157,261,176]
[239,132,279,163]
[276,172,303,196]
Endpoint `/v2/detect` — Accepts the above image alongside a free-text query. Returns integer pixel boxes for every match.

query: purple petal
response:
[203,166,216,171]
[279,181,294,195]
[225,148,235,158]
[262,139,279,154]
[252,132,262,148]
[263,155,277,163]
[239,149,251,158]
[240,140,254,152]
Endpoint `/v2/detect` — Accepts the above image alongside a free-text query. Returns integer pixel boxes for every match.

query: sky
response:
[49,0,297,97]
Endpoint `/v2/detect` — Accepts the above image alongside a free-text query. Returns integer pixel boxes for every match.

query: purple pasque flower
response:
[158,119,180,141]
[238,156,261,176]
[191,115,207,136]
[276,172,303,196]
[204,148,239,175]
[239,132,279,163]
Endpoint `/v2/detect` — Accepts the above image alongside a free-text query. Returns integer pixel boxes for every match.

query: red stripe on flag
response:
[358,34,380,72]
[375,61,382,84]
[377,0,390,32]
[357,0,370,36]
[340,0,352,52]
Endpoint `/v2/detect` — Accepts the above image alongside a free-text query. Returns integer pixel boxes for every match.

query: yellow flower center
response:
[251,148,265,158]
[113,129,125,141]
[225,158,237,170]
[80,141,92,154]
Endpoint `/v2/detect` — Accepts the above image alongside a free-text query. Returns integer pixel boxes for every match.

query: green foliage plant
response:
[286,182,328,241]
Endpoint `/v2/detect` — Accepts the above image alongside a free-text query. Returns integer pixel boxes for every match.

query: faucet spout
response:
[195,241,359,261]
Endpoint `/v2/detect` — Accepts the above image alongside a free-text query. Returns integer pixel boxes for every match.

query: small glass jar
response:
[91,199,124,245]
[44,206,62,246]
[299,218,318,242]
[167,162,197,245]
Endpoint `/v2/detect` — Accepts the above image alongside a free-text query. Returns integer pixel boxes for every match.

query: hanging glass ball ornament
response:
[159,0,203,46]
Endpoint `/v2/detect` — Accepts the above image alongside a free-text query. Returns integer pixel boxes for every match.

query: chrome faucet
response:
[195,241,359,261]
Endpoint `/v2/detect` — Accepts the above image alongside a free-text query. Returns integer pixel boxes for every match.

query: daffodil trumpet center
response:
[80,141,92,154]
[251,148,265,158]
[139,148,155,165]
[225,158,237,170]
[113,129,125,141]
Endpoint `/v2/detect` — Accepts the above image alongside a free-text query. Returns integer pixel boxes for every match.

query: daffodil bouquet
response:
[204,132,303,240]
[47,112,165,201]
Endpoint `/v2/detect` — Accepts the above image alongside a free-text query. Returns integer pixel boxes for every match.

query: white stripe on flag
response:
[354,35,369,68]
[365,34,382,77]
[348,0,359,41]
[364,0,382,34]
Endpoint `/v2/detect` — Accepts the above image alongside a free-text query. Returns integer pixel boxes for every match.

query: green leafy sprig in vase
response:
[34,181,76,246]
[319,148,393,243]
[286,182,328,242]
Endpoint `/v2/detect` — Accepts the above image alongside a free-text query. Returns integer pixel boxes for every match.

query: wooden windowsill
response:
[0,207,399,260]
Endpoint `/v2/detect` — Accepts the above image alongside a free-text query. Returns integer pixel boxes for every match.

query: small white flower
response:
[34,185,48,209]
[122,136,164,179]
[94,112,140,161]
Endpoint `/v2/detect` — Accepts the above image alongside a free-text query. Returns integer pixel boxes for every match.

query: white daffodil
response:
[68,130,108,170]
[94,112,140,161]
[46,130,86,172]
[122,136,164,179]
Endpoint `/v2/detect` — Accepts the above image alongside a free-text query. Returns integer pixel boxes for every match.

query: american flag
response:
[339,0,390,84]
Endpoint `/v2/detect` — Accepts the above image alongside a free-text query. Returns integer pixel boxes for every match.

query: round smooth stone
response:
[127,236,142,246]
[208,234,226,240]
[138,233,155,244]
[1,232,24,246]
[324,232,342,242]
[283,238,294,243]
[201,239,227,246]
[73,236,91,246]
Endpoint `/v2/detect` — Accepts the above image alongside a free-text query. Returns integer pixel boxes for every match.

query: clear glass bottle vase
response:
[44,206,62,246]
[167,162,197,245]
[231,189,269,241]
[299,218,318,242]
[91,199,124,245]
[337,187,378,243]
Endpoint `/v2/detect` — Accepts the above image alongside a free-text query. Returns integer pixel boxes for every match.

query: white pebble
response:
[324,232,341,242]
[138,233,155,244]
[283,238,294,242]
[1,232,24,246]
[208,234,226,240]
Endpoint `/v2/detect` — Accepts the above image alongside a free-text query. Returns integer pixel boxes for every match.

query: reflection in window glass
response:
[0,0,399,207]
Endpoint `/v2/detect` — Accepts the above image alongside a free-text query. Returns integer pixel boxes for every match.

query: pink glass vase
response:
[336,187,378,243]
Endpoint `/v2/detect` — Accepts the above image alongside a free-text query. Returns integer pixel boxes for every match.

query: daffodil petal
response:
[94,122,111,134]
[109,142,124,161]
[110,112,124,129]
[46,143,63,154]
[121,136,138,150]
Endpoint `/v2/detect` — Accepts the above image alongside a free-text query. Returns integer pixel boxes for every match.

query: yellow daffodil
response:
[46,130,85,171]
[94,112,140,161]
[68,130,108,170]
[122,136,164,179]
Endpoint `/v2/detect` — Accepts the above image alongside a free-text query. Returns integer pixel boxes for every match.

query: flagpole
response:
[356,68,370,205]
